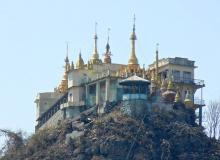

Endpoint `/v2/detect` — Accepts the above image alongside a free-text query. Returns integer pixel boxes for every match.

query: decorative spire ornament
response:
[174,90,181,103]
[64,42,71,72]
[128,15,139,67]
[76,50,85,69]
[90,22,101,64]
[162,74,176,103]
[103,28,112,63]
[184,90,193,108]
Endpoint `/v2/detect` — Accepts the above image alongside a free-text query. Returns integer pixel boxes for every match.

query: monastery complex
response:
[35,18,205,131]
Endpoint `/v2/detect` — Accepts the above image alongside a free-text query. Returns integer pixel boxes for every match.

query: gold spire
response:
[104,28,112,64]
[76,51,85,69]
[58,44,70,93]
[90,22,102,64]
[167,75,175,91]
[167,79,174,91]
[65,42,69,62]
[162,74,176,103]
[65,42,71,72]
[58,77,68,93]
[174,90,181,103]
[128,15,139,67]
[184,90,193,108]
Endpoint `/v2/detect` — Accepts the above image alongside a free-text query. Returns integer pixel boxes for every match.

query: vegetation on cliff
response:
[1,105,220,160]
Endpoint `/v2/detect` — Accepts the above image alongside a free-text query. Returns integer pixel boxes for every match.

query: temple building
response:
[35,18,205,131]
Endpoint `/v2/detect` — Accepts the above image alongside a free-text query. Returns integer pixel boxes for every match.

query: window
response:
[172,70,180,82]
[68,74,73,81]
[183,72,192,83]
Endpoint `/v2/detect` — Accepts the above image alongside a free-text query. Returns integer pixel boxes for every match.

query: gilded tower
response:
[58,44,70,93]
[89,23,102,65]
[103,28,112,64]
[128,15,139,71]
[76,51,85,69]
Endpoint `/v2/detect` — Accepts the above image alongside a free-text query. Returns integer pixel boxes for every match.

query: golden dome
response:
[162,78,176,103]
[76,52,84,69]
[184,90,193,108]
[162,89,176,103]
[167,79,175,91]
[174,91,181,103]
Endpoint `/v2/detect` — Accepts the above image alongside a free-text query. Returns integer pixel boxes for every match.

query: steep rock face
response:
[1,106,220,160]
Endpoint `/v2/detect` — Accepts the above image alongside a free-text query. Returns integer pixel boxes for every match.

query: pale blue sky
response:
[0,0,219,135]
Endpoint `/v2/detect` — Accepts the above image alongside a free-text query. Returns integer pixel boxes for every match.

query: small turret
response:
[174,90,181,103]
[103,28,112,64]
[162,76,176,103]
[167,78,175,91]
[184,90,193,108]
[76,51,84,69]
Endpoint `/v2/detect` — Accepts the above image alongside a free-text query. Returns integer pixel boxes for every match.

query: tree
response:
[0,129,25,158]
[205,100,220,139]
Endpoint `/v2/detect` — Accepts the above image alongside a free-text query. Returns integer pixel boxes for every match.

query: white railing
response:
[122,94,147,101]
[60,101,85,109]
[173,77,204,86]
[194,98,205,106]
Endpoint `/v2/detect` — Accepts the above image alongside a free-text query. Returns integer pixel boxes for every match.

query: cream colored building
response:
[148,57,204,103]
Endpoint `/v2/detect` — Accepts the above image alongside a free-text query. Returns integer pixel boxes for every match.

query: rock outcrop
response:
[1,104,220,160]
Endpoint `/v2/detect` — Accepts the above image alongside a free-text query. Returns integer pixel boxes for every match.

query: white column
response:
[85,85,89,105]
[105,78,110,101]
[96,82,100,105]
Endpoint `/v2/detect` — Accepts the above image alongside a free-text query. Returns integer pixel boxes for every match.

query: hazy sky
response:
[0,0,219,135]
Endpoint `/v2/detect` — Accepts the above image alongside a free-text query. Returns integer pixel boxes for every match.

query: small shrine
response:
[119,75,150,101]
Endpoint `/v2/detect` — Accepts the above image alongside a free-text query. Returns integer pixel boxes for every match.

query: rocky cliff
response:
[1,104,220,160]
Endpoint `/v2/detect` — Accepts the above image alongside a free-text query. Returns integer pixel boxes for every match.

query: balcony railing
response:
[172,77,204,86]
[35,92,68,130]
[194,98,205,106]
[60,101,85,109]
[194,79,205,86]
